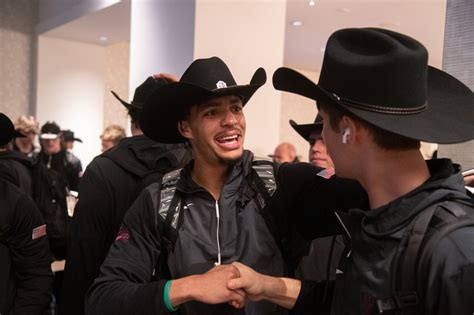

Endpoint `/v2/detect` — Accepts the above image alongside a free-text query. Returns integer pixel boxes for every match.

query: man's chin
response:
[218,150,243,166]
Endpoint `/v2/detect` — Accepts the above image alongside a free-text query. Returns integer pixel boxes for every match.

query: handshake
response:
[167,262,300,310]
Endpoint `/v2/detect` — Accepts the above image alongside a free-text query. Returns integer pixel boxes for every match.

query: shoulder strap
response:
[377,200,474,314]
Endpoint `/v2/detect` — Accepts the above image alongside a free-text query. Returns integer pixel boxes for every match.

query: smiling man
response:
[86,57,367,315]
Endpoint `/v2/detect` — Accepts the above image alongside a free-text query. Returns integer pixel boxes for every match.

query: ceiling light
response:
[99,36,108,42]
[309,1,316,6]
[291,21,303,27]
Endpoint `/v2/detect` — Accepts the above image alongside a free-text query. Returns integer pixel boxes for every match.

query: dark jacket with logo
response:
[0,178,53,314]
[62,135,191,315]
[85,150,367,315]
[295,159,474,315]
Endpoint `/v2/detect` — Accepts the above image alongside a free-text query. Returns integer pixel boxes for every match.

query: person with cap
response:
[289,115,345,285]
[226,28,474,314]
[38,121,82,192]
[61,129,83,178]
[270,142,299,163]
[290,115,333,169]
[0,112,53,314]
[11,115,40,159]
[99,124,126,152]
[85,56,367,315]
[62,76,191,315]
[0,114,35,196]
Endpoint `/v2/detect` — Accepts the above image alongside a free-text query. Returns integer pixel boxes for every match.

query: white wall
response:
[194,0,286,158]
[36,36,105,167]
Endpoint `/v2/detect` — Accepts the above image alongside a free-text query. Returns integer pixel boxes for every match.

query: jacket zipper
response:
[214,200,222,266]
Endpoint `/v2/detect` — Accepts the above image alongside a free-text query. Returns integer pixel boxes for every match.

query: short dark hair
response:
[128,107,141,128]
[318,102,420,151]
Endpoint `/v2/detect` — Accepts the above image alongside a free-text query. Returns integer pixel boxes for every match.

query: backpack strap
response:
[376,200,474,314]
[153,168,183,280]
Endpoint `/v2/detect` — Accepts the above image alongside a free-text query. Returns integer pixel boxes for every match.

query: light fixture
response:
[99,36,108,42]
[291,21,303,27]
[309,0,316,6]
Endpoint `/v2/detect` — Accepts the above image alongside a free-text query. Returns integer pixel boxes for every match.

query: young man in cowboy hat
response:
[85,56,367,315]
[0,113,53,314]
[227,28,474,314]
[62,76,191,315]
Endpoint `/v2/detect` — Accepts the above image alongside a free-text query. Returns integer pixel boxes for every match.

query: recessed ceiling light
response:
[337,7,351,13]
[99,36,108,41]
[291,21,303,27]
[309,0,316,6]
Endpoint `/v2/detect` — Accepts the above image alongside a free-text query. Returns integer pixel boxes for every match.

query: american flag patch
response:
[32,224,47,240]
[115,225,130,241]
[316,168,335,179]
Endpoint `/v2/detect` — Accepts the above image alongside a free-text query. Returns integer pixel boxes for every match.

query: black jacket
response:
[62,136,191,315]
[295,159,474,315]
[85,151,367,315]
[37,150,81,191]
[0,178,53,314]
[0,151,34,197]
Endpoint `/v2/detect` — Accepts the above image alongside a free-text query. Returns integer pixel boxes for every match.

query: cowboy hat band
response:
[141,56,266,144]
[273,28,473,144]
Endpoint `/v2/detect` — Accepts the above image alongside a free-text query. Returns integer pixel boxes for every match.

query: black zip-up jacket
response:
[85,150,367,315]
[0,178,53,314]
[62,135,191,315]
[295,159,474,315]
[0,150,33,197]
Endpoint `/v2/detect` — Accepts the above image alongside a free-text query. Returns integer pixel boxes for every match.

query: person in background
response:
[62,76,192,315]
[290,115,344,283]
[270,142,299,163]
[61,130,83,178]
[38,122,81,191]
[12,115,40,158]
[100,124,126,152]
[0,112,53,314]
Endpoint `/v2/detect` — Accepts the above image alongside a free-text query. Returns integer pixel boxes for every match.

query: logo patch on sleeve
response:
[115,225,130,241]
[317,167,335,179]
[32,224,47,240]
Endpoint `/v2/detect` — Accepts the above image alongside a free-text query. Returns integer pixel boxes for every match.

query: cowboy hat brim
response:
[289,119,322,142]
[273,67,474,144]
[141,68,267,143]
[111,91,142,110]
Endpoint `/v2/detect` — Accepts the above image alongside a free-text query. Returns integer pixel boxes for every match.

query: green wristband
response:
[164,280,178,312]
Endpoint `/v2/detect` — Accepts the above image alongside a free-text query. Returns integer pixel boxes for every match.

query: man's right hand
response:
[169,264,246,309]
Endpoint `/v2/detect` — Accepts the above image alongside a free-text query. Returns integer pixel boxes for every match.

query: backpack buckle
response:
[395,291,418,308]
[376,292,418,313]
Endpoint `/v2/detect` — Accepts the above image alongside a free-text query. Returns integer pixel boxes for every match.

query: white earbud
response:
[342,128,351,144]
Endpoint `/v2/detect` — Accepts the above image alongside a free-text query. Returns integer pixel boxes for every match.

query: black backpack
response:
[30,159,69,259]
[152,159,310,280]
[376,199,474,314]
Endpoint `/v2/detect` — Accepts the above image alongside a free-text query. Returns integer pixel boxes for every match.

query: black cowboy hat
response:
[0,113,25,146]
[140,56,266,143]
[273,28,474,144]
[62,130,83,143]
[290,115,323,142]
[111,77,171,110]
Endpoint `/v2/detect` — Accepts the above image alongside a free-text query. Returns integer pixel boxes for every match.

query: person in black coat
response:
[0,113,53,314]
[62,76,191,315]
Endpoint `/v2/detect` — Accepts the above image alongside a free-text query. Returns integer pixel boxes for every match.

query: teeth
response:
[218,135,238,142]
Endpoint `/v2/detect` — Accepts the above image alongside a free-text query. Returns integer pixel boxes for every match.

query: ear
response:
[178,121,192,140]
